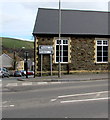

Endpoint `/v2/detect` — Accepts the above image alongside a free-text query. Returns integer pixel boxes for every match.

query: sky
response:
[0,0,110,41]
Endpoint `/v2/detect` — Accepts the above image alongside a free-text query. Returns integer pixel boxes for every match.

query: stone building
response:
[33,8,110,75]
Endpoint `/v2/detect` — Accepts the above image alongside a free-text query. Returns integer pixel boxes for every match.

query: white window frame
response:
[55,38,69,63]
[96,40,108,63]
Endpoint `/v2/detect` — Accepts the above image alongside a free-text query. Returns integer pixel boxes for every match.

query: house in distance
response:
[33,8,110,75]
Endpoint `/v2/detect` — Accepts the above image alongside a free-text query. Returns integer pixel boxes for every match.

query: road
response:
[2,76,33,83]
[1,78,109,118]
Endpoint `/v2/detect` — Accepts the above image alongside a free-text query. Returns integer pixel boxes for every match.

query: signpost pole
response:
[41,54,43,77]
[50,54,52,76]
[39,45,53,77]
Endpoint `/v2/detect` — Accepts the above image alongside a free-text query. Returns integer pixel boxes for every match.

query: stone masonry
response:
[35,36,109,75]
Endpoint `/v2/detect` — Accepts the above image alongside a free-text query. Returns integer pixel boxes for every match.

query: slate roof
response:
[33,8,109,36]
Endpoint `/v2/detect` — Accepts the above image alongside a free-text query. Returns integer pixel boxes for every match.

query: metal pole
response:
[58,0,61,78]
[50,54,52,76]
[41,54,43,77]
[13,51,16,70]
[13,44,16,70]
[34,36,36,78]
[26,52,28,78]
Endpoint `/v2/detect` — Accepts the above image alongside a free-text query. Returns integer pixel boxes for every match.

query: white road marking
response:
[51,82,62,84]
[2,101,8,104]
[65,117,68,118]
[60,97,110,104]
[1,105,15,108]
[51,99,57,102]
[1,101,15,108]
[2,105,8,108]
[37,82,48,85]
[22,82,32,86]
[6,83,18,87]
[9,105,15,107]
[58,91,108,98]
[95,93,101,98]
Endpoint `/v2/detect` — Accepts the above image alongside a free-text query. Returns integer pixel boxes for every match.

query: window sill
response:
[95,62,108,64]
[54,62,69,64]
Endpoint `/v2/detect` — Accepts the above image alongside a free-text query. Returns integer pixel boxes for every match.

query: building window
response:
[96,40,108,63]
[55,39,68,63]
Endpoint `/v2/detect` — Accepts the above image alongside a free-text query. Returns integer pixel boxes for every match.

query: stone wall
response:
[35,36,109,75]
[37,37,53,72]
[70,37,108,71]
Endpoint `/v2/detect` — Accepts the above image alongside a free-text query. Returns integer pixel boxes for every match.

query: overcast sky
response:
[0,0,110,41]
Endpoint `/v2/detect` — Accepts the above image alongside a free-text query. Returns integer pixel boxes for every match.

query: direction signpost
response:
[39,45,53,76]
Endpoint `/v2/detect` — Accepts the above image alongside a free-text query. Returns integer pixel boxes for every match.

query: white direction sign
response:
[39,45,53,54]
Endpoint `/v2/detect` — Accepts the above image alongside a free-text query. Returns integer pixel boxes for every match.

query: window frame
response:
[55,38,69,63]
[96,40,108,63]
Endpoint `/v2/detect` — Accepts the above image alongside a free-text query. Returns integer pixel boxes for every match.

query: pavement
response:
[0,73,109,88]
[18,73,108,82]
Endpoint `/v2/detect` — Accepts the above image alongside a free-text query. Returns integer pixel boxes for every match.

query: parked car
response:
[20,70,26,76]
[27,71,34,75]
[9,71,14,77]
[20,70,34,76]
[14,71,22,77]
[0,67,10,78]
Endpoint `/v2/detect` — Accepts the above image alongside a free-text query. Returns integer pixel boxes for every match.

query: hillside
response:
[1,37,34,59]
[1,37,34,49]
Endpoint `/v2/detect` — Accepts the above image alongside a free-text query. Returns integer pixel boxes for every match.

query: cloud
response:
[1,13,18,25]
[1,0,110,3]
[0,2,36,39]
[21,2,58,10]
[1,2,36,25]
[62,2,108,11]
[21,1,109,11]
[0,0,110,40]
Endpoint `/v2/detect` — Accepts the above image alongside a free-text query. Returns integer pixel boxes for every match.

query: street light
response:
[25,51,28,78]
[17,47,25,53]
[34,36,36,78]
[13,47,25,70]
[58,0,61,78]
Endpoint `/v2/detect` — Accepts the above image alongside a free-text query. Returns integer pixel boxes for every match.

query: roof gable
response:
[33,8,109,36]
[0,53,13,60]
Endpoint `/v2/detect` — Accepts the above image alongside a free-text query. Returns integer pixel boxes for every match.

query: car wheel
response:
[2,75,4,78]
[7,75,9,78]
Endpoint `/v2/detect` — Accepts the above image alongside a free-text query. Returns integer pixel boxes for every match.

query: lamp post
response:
[58,0,61,78]
[13,51,16,70]
[25,51,28,78]
[34,36,36,78]
[13,47,25,70]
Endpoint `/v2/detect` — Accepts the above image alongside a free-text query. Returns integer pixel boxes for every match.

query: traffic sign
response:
[39,45,53,54]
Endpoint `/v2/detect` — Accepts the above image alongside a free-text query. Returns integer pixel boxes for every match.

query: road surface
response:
[1,78,109,118]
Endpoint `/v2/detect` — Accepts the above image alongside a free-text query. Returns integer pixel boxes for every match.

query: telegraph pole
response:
[58,0,61,78]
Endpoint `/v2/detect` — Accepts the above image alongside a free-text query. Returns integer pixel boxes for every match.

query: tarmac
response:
[1,73,109,88]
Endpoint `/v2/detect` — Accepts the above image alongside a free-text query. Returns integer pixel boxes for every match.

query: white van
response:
[0,68,10,78]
